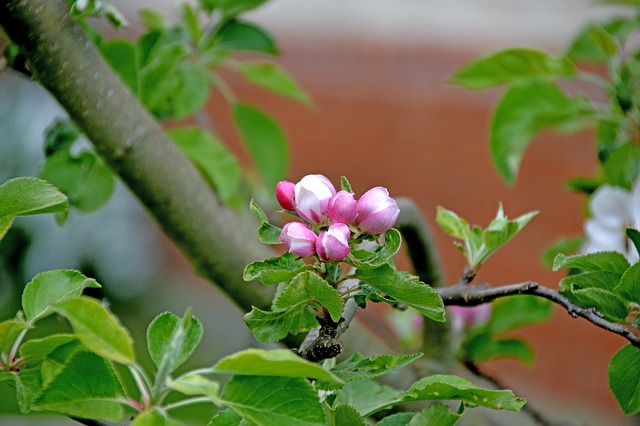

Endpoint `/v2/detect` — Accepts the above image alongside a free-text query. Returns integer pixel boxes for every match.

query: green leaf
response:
[609,344,640,414]
[332,380,404,417]
[208,409,244,426]
[274,271,344,322]
[238,62,311,105]
[567,18,635,62]
[13,368,42,413]
[541,236,585,267]
[139,9,166,31]
[233,102,289,192]
[615,262,640,304]
[169,127,240,202]
[40,340,87,388]
[243,305,297,342]
[215,20,278,54]
[0,215,13,241]
[552,252,630,273]
[377,413,415,426]
[243,253,313,285]
[39,151,115,212]
[249,199,282,244]
[490,79,593,185]
[146,311,203,371]
[488,295,553,334]
[355,264,445,321]
[570,287,628,322]
[22,270,101,324]
[170,62,212,119]
[436,206,470,240]
[626,228,640,258]
[321,352,422,388]
[462,332,534,366]
[168,373,221,404]
[402,375,525,412]
[100,39,140,94]
[450,48,576,90]
[559,270,621,291]
[212,348,343,385]
[132,409,168,426]
[220,375,325,425]
[44,120,81,157]
[53,296,135,364]
[328,404,365,426]
[19,334,77,363]
[33,351,125,421]
[216,0,269,18]
[0,318,28,354]
[482,207,538,253]
[0,177,68,219]
[350,228,402,267]
[410,405,461,426]
[602,144,640,190]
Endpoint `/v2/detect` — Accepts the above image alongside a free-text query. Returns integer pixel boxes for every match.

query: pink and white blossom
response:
[278,222,317,257]
[316,223,351,262]
[327,190,357,225]
[582,178,640,263]
[294,174,336,224]
[449,304,491,330]
[275,181,296,211]
[353,186,400,234]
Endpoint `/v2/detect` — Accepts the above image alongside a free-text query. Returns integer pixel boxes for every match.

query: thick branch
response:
[0,0,273,312]
[439,282,640,348]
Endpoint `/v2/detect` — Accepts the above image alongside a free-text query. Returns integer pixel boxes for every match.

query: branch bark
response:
[0,0,274,312]
[439,281,640,347]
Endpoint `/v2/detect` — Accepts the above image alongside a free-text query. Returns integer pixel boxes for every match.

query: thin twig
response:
[439,282,640,347]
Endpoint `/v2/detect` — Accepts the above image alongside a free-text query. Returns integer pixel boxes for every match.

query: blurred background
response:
[0,0,635,425]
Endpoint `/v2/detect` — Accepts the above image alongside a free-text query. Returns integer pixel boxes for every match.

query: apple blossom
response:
[327,190,357,224]
[353,186,400,234]
[316,223,351,262]
[582,178,640,263]
[278,222,317,257]
[449,304,491,330]
[276,180,296,211]
[294,174,336,223]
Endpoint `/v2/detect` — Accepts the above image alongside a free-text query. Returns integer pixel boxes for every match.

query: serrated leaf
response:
[377,413,415,426]
[328,404,365,426]
[402,375,525,412]
[0,177,68,219]
[552,251,630,273]
[482,209,538,253]
[233,102,288,193]
[212,348,342,385]
[436,206,470,240]
[146,311,203,371]
[490,79,593,185]
[243,253,313,285]
[22,269,101,324]
[332,380,404,417]
[609,344,640,415]
[13,368,42,413]
[355,264,444,321]
[274,271,344,322]
[243,305,298,342]
[169,127,240,202]
[571,287,628,322]
[559,270,621,291]
[318,353,422,389]
[168,373,221,404]
[208,409,244,426]
[53,296,135,364]
[349,228,402,267]
[220,375,325,425]
[249,200,282,244]
[33,351,125,421]
[215,20,277,54]
[489,295,553,334]
[19,334,77,363]
[627,228,640,258]
[615,262,640,304]
[0,318,28,354]
[541,236,585,267]
[238,62,311,105]
[39,151,115,212]
[40,340,87,389]
[450,48,576,90]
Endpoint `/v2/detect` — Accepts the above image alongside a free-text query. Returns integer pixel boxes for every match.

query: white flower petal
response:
[590,185,633,228]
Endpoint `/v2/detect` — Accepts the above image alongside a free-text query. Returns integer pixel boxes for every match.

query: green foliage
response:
[437,204,537,274]
[243,253,314,285]
[249,199,282,244]
[70,0,127,28]
[348,228,402,267]
[0,177,68,239]
[147,310,203,372]
[238,62,311,104]
[609,344,640,415]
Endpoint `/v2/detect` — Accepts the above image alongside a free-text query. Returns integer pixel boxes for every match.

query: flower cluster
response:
[582,177,640,263]
[276,174,400,262]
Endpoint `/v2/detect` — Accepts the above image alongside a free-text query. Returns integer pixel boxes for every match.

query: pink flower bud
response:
[449,305,491,329]
[294,174,336,223]
[327,190,357,224]
[353,186,400,234]
[276,181,296,211]
[316,223,351,262]
[278,222,317,257]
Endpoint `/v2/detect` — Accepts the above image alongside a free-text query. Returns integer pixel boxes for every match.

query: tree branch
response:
[439,282,640,347]
[0,0,274,312]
